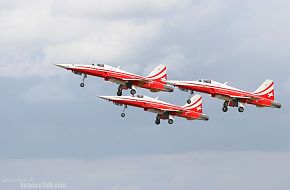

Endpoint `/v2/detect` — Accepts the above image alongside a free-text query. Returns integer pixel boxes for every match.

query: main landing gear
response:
[117,85,123,96]
[130,89,136,96]
[187,90,194,104]
[80,74,87,87]
[238,106,244,112]
[155,114,174,125]
[168,119,174,125]
[237,102,245,113]
[222,101,229,112]
[155,116,161,125]
[222,101,245,112]
[117,90,122,96]
[116,85,137,96]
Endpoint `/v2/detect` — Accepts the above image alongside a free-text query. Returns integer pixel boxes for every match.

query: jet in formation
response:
[55,63,173,96]
[98,94,208,125]
[55,63,282,124]
[167,79,281,112]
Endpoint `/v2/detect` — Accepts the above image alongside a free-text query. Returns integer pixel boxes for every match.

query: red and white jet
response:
[98,94,209,125]
[167,79,281,112]
[55,63,173,96]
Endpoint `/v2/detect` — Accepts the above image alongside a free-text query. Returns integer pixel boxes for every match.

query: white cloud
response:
[43,20,161,64]
[1,0,290,78]
[52,0,191,17]
[0,0,167,77]
[143,45,187,77]
[0,151,290,190]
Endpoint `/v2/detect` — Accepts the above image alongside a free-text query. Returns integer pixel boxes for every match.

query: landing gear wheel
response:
[121,113,125,117]
[80,83,85,87]
[168,119,174,125]
[130,89,136,96]
[238,107,244,112]
[155,119,160,125]
[187,99,191,104]
[117,91,122,96]
[222,106,228,112]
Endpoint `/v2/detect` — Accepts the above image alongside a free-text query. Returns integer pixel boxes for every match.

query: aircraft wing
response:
[106,75,151,84]
[160,108,183,112]
[122,78,152,83]
[157,108,184,114]
[223,94,259,101]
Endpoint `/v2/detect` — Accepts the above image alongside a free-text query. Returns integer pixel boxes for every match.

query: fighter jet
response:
[98,94,209,125]
[167,79,281,112]
[55,63,174,96]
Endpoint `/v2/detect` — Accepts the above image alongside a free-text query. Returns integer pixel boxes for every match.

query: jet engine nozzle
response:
[199,114,209,121]
[271,101,281,108]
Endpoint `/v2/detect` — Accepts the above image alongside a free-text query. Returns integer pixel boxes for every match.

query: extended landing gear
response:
[117,90,122,96]
[117,85,123,96]
[168,119,174,125]
[168,115,174,125]
[155,114,174,125]
[155,118,161,125]
[222,101,245,112]
[116,85,136,96]
[155,114,161,125]
[222,101,229,112]
[238,102,245,112]
[121,105,127,117]
[187,90,194,104]
[80,74,87,87]
[222,106,228,112]
[238,107,244,112]
[130,89,136,96]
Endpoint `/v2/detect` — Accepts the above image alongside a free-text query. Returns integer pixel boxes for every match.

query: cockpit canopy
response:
[198,79,211,83]
[136,95,144,98]
[97,64,104,67]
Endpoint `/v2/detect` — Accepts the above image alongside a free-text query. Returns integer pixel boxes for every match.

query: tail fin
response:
[182,94,203,113]
[253,79,274,100]
[146,64,167,82]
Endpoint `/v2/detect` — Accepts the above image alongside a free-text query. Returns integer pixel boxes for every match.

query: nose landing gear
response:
[187,90,194,104]
[80,74,87,87]
[121,105,127,117]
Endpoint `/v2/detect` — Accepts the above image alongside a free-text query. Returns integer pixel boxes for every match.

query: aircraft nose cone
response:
[54,64,72,69]
[98,96,113,101]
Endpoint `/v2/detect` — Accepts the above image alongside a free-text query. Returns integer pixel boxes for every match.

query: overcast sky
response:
[1,0,290,189]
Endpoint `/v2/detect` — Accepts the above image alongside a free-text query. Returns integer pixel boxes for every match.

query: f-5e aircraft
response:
[55,63,174,96]
[98,94,209,125]
[167,79,281,112]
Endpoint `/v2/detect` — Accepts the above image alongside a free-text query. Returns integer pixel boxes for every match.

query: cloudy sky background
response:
[1,0,290,189]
